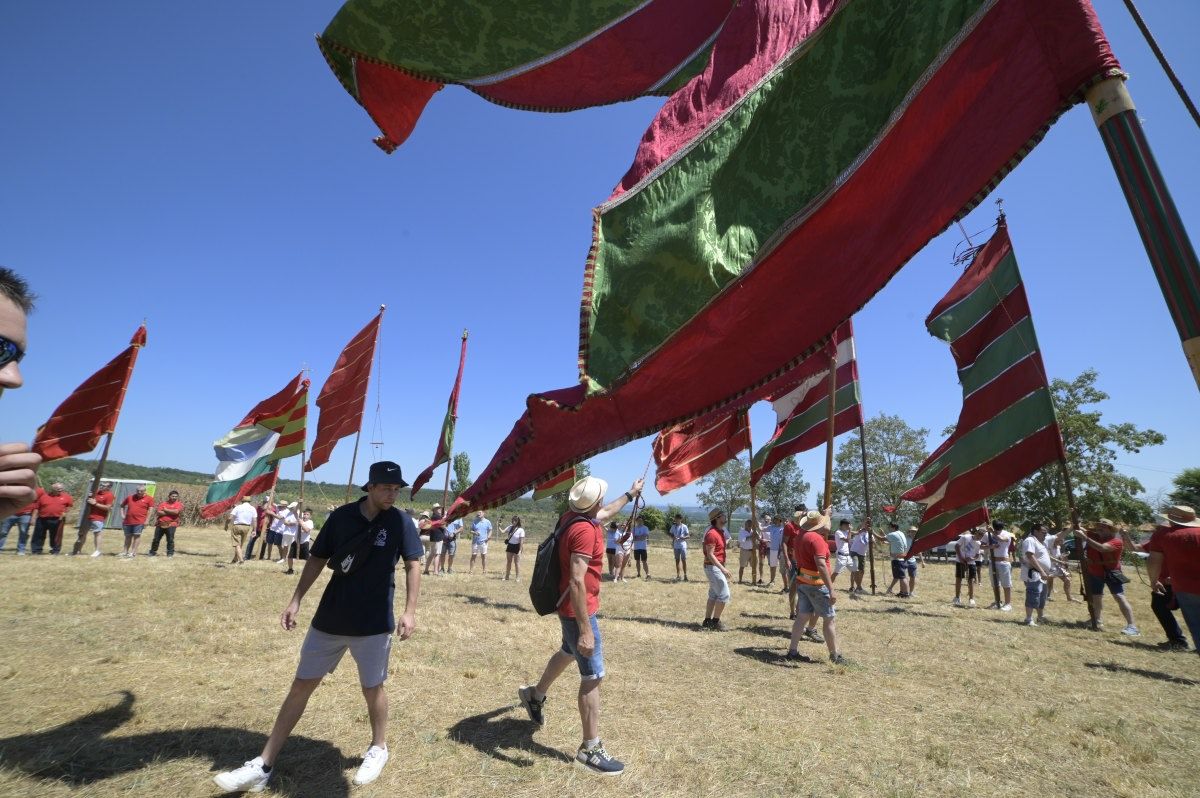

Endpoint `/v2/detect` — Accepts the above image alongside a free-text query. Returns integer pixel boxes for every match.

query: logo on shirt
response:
[374,528,388,547]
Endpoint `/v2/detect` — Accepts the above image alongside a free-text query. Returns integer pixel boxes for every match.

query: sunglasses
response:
[0,335,24,369]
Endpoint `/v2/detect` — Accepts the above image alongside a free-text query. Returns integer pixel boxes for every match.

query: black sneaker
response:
[701,618,714,630]
[784,651,814,663]
[517,685,545,727]
[575,742,624,776]
[830,653,848,665]
[803,628,824,644]
[711,620,729,632]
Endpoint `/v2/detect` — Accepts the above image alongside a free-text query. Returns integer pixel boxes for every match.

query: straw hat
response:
[1086,518,1116,532]
[708,508,725,523]
[908,526,919,533]
[799,510,829,532]
[1164,505,1200,527]
[568,476,608,512]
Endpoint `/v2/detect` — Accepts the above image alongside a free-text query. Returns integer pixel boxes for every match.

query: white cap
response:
[568,476,608,512]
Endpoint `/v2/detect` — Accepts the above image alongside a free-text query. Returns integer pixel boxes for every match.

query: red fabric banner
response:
[907,505,990,558]
[654,410,750,495]
[32,326,146,461]
[410,332,469,496]
[305,312,381,472]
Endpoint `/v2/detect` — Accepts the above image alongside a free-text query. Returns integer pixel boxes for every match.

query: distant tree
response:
[754,456,811,519]
[990,370,1164,527]
[552,462,591,515]
[450,452,472,495]
[638,505,665,533]
[663,503,688,531]
[831,414,929,530]
[1168,467,1200,510]
[696,457,750,522]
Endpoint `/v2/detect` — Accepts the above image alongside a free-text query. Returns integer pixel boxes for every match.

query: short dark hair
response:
[0,269,35,313]
[992,520,1004,530]
[888,522,899,530]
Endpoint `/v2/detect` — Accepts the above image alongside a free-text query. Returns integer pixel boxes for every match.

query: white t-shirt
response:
[849,530,870,555]
[230,502,257,526]
[298,518,314,545]
[738,529,755,550]
[957,533,981,562]
[670,523,690,548]
[989,530,1013,559]
[506,525,525,545]
[280,510,298,541]
[1044,533,1061,558]
[632,524,650,551]
[834,528,851,555]
[1020,536,1052,582]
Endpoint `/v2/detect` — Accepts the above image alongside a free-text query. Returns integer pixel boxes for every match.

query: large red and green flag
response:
[532,466,576,501]
[906,503,990,558]
[654,409,750,495]
[318,0,734,152]
[411,331,469,497]
[33,325,147,461]
[305,310,383,473]
[901,219,1064,516]
[202,374,309,518]
[750,320,861,486]
[416,0,1119,517]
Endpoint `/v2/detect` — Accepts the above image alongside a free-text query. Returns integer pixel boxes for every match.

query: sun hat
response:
[432,502,443,509]
[1164,505,1200,527]
[286,501,298,509]
[568,476,608,512]
[708,508,725,522]
[1086,518,1116,532]
[799,510,829,532]
[908,525,919,533]
[361,460,408,491]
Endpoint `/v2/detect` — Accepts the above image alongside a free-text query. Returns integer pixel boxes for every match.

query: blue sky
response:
[2,1,1197,509]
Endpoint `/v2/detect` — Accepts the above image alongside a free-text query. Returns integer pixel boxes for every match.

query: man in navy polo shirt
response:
[214,461,423,793]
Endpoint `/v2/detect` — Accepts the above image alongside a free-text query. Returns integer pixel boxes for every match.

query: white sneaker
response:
[213,756,271,793]
[1121,625,1140,636]
[1024,618,1038,627]
[952,597,962,607]
[968,599,977,608]
[91,550,102,558]
[354,745,388,786]
[1000,604,1012,612]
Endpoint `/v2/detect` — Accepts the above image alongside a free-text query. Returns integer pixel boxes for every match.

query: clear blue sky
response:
[2,1,1197,509]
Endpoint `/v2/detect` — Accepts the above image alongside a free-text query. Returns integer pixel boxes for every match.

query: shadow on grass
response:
[732,646,816,668]
[606,614,705,632]
[1084,661,1198,686]
[740,624,790,640]
[447,706,572,767]
[450,593,531,613]
[739,611,785,621]
[1107,638,1193,654]
[0,691,355,796]
[852,606,951,620]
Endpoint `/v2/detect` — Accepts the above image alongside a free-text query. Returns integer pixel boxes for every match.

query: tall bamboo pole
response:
[1087,77,1200,391]
[857,428,877,593]
[71,432,114,555]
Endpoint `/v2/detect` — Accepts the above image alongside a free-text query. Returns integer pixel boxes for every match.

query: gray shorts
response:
[296,627,392,688]
[704,565,731,603]
[796,583,836,619]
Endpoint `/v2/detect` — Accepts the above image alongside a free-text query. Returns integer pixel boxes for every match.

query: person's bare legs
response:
[514,553,521,580]
[469,553,478,574]
[1114,593,1135,627]
[130,533,141,556]
[578,678,602,744]
[362,684,388,749]
[822,615,838,658]
[534,650,574,699]
[706,597,727,621]
[787,611,814,653]
[261,677,323,765]
[480,552,487,574]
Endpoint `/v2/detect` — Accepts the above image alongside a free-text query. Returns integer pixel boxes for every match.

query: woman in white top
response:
[503,515,526,581]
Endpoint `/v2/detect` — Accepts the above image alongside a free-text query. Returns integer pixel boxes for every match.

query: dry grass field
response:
[1,525,1197,798]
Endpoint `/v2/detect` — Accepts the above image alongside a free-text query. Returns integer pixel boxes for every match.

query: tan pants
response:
[230,524,251,548]
[739,548,756,568]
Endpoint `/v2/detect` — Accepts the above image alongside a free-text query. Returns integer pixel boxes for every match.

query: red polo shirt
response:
[35,489,73,519]
[122,494,155,525]
[557,513,603,619]
[704,526,726,565]
[1146,525,1200,595]
[155,500,184,528]
[87,490,115,522]
[781,522,800,561]
[1085,536,1123,577]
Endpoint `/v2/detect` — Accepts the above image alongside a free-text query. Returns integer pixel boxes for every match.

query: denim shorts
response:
[704,565,731,603]
[87,520,105,533]
[1087,571,1126,596]
[890,559,906,579]
[123,524,144,537]
[1025,580,1047,609]
[559,614,605,681]
[445,538,457,555]
[796,583,836,619]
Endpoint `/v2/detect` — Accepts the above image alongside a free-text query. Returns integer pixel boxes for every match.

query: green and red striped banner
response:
[532,466,577,501]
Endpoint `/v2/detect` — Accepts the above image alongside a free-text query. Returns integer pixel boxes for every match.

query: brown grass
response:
[0,526,1197,797]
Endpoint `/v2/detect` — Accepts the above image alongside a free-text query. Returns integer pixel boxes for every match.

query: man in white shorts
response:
[983,520,1014,611]
[831,519,858,589]
[469,510,492,574]
[669,513,690,582]
[212,461,423,793]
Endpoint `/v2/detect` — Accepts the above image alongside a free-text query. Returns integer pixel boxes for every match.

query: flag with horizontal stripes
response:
[444,0,1118,517]
[305,311,382,472]
[33,325,146,461]
[201,373,308,518]
[411,331,469,497]
[318,0,734,152]
[906,503,990,558]
[532,466,577,501]
[750,320,861,486]
[901,219,1063,515]
[654,410,750,495]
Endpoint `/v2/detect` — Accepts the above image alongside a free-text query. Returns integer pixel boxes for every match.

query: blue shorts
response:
[559,614,604,681]
[796,583,836,619]
[890,559,906,579]
[124,524,144,537]
[268,531,284,546]
[1025,580,1047,609]
[87,520,105,534]
[1086,572,1126,596]
[445,538,457,555]
[673,545,687,561]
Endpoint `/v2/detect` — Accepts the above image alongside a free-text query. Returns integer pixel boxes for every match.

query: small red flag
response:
[410,331,469,497]
[305,311,382,472]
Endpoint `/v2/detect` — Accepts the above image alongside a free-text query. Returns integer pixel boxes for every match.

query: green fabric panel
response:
[958,317,1039,396]
[918,503,982,536]
[204,458,273,504]
[752,380,859,467]
[945,389,1057,477]
[586,0,986,386]
[322,0,646,81]
[927,252,1021,343]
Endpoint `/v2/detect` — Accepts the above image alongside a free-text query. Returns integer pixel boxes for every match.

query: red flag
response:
[654,410,750,495]
[906,504,990,558]
[305,311,382,472]
[410,331,469,497]
[33,325,146,461]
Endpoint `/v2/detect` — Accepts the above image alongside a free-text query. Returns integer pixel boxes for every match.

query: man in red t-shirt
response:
[148,490,184,557]
[779,506,808,619]
[702,508,734,630]
[1146,505,1200,653]
[120,485,156,558]
[72,481,115,557]
[787,509,845,664]
[1074,519,1138,635]
[517,474,644,777]
[31,482,73,554]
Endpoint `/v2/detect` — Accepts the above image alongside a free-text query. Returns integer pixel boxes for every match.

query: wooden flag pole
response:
[71,431,114,555]
[1058,459,1098,630]
[345,305,386,503]
[1087,77,1200,391]
[822,349,838,512]
[857,427,877,594]
[984,512,1003,609]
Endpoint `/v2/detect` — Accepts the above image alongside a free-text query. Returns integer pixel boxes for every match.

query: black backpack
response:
[529,513,588,616]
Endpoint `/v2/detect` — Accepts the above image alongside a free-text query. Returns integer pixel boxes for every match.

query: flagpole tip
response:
[379,304,387,312]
